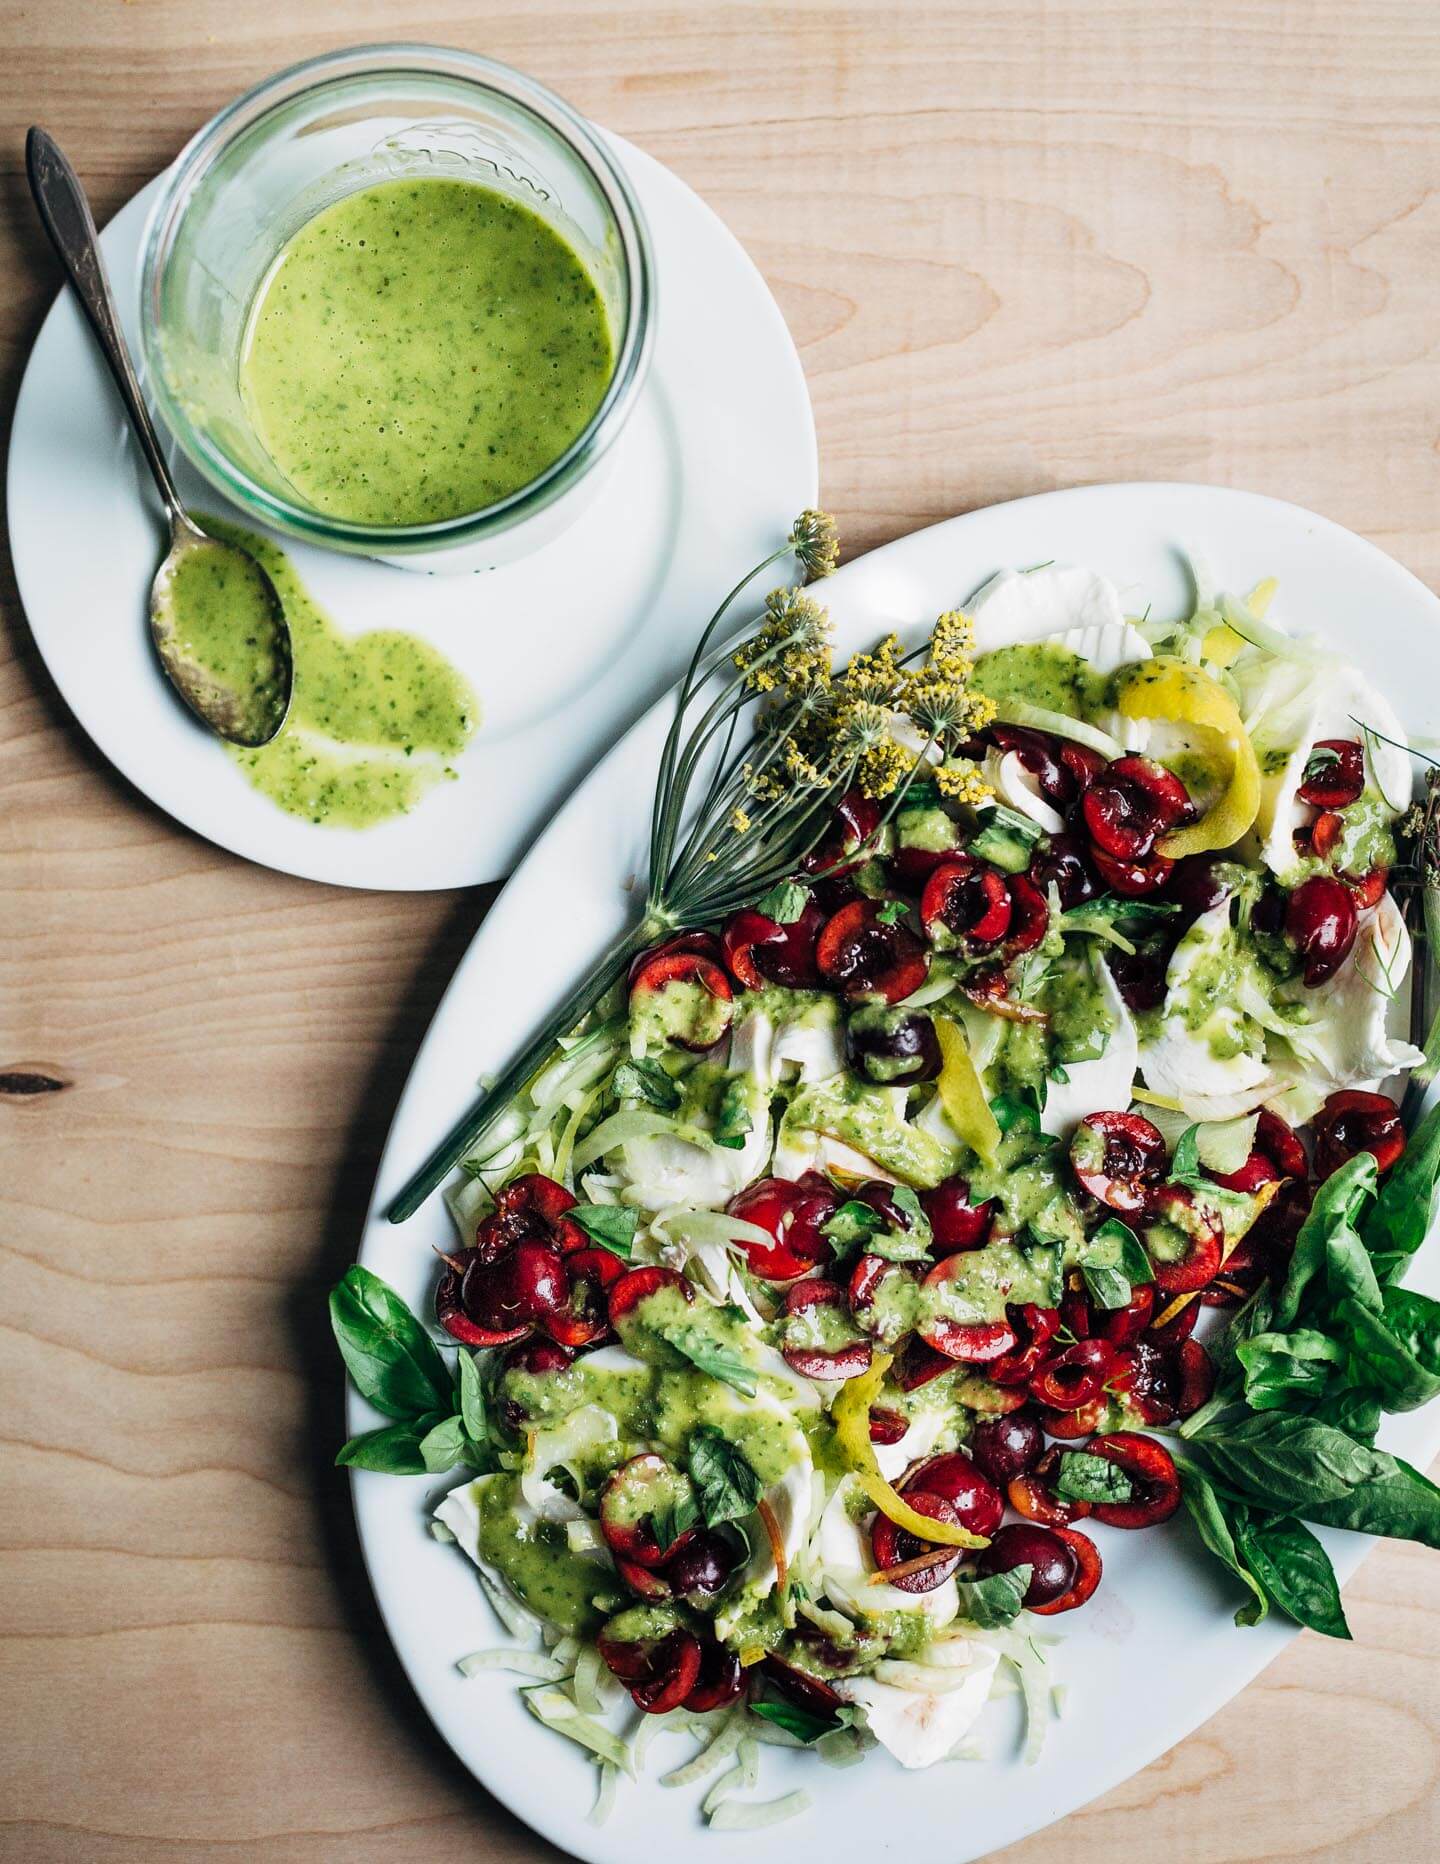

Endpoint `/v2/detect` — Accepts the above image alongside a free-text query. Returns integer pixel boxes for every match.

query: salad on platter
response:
[335,518,1440,1829]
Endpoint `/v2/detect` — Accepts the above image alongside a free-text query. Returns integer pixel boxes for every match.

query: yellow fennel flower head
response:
[858,738,912,799]
[732,587,832,692]
[742,761,786,804]
[935,758,993,804]
[782,739,828,790]
[832,699,892,759]
[903,672,977,741]
[789,508,840,583]
[730,807,753,835]
[930,609,976,668]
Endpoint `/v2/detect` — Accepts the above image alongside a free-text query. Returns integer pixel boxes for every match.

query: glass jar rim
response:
[139,42,655,549]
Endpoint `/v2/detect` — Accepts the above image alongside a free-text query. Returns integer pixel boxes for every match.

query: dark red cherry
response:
[815,899,930,1002]
[1297,738,1365,809]
[920,1177,995,1255]
[968,1408,1045,1486]
[1286,875,1358,986]
[462,1240,568,1331]
[1082,756,1192,861]
[1028,832,1097,909]
[975,1523,1078,1608]
[1312,1090,1406,1179]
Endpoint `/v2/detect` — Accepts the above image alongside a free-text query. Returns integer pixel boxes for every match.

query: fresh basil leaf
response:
[889,1185,933,1245]
[822,1199,886,1250]
[1021,1240,1066,1309]
[868,1227,932,1263]
[663,1328,757,1397]
[1310,1384,1382,1445]
[1055,1451,1137,1505]
[457,1349,488,1446]
[749,1699,843,1742]
[1190,1412,1392,1511]
[1171,1124,1201,1182]
[329,1266,452,1422]
[955,1564,1033,1628]
[688,1424,763,1527]
[1340,1288,1440,1411]
[651,1489,701,1553]
[755,880,811,925]
[990,1093,1041,1134]
[1303,1455,1440,1549]
[1302,745,1342,782]
[1234,1514,1350,1639]
[875,898,910,926]
[714,1078,754,1151]
[1364,1100,1440,1280]
[1048,1061,1072,1084]
[1274,1152,1379,1327]
[1081,1218,1152,1309]
[417,1413,469,1474]
[612,1056,681,1111]
[1235,1329,1346,1412]
[335,1417,440,1475]
[569,1203,638,1259]
[1175,1460,1267,1627]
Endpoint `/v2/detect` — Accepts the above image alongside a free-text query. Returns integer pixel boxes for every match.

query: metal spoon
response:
[26,128,292,748]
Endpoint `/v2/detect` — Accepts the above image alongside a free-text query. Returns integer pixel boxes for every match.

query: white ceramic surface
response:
[353,484,1440,1863]
[7,135,816,889]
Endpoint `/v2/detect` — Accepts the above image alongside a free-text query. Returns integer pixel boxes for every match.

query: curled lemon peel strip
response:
[934,1015,1001,1166]
[1114,657,1261,858]
[833,1352,990,1551]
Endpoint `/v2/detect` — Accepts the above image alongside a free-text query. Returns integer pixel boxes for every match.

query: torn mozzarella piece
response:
[814,1477,959,1630]
[1137,902,1276,1120]
[834,1637,1000,1769]
[1051,618,1152,674]
[715,1432,819,1637]
[728,1002,844,1091]
[965,564,1127,649]
[434,1476,547,1630]
[1275,893,1425,1090]
[616,1116,771,1210]
[1040,955,1138,1138]
[872,1402,952,1482]
[522,1405,617,1522]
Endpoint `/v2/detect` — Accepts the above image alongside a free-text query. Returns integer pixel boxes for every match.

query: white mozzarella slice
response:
[872,1403,951,1482]
[1051,618,1153,674]
[834,1639,1000,1770]
[522,1405,616,1522]
[966,564,1126,649]
[1040,955,1139,1138]
[770,1126,901,1185]
[617,1119,770,1210]
[983,748,1065,834]
[1136,902,1277,1119]
[716,1437,819,1638]
[726,1009,774,1083]
[434,1476,544,1627]
[814,1478,959,1629]
[773,1007,846,1084]
[1276,894,1425,1090]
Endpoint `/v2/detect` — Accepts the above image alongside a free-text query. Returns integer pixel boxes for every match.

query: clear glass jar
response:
[140,44,654,570]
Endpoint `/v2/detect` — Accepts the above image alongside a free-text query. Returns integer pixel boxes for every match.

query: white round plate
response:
[7,136,816,890]
[353,485,1440,1862]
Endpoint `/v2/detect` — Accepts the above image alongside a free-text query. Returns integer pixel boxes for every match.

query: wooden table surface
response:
[3,1,1439,1857]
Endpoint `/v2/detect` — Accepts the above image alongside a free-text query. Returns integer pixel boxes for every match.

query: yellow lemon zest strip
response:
[1114,657,1261,858]
[934,1015,1001,1166]
[833,1353,990,1550]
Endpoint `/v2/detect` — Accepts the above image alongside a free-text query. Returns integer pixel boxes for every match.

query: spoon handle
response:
[26,127,186,527]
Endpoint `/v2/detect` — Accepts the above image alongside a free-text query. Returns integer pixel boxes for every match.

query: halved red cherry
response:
[1091,847,1175,896]
[891,1336,956,1391]
[899,1450,1003,1538]
[1298,737,1365,809]
[869,1406,910,1446]
[435,1250,532,1347]
[1069,1110,1167,1213]
[1084,1430,1181,1529]
[815,898,930,1002]
[780,1279,873,1381]
[989,724,1074,805]
[462,1239,568,1336]
[597,1622,703,1714]
[476,1170,589,1259]
[1110,1337,1176,1425]
[1144,1294,1198,1350]
[960,969,1050,1023]
[684,1639,745,1713]
[615,1557,672,1601]
[1060,1283,1092,1341]
[1007,1443,1092,1527]
[1107,942,1175,1013]
[1208,1152,1280,1194]
[1348,866,1388,910]
[975,1522,1090,1610]
[1083,755,1192,861]
[599,1454,698,1567]
[1095,1283,1156,1348]
[848,1256,919,1348]
[969,1408,1045,1486]
[626,930,722,987]
[1286,874,1358,986]
[871,1490,965,1593]
[496,1334,574,1428]
[990,1303,1062,1387]
[1164,855,1233,921]
[544,1246,625,1349]
[608,1265,693,1348]
[761,1653,843,1716]
[1144,1185,1223,1294]
[1029,1336,1117,1411]
[727,1173,839,1280]
[919,1255,1020,1362]
[1312,1089,1406,1180]
[665,1530,739,1602]
[1174,1338,1216,1416]
[1310,810,1344,860]
[807,788,885,880]
[921,1176,994,1255]
[1004,873,1050,956]
[1043,1397,1109,1438]
[628,946,735,1049]
[921,857,1013,951]
[1028,832,1098,908]
[722,901,824,989]
[1029,1525,1103,1614]
[1060,743,1107,793]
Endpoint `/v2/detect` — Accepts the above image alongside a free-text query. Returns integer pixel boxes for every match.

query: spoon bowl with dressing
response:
[26,129,292,748]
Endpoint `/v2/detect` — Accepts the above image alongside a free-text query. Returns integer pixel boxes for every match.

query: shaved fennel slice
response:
[988,697,1124,760]
[588,1760,620,1826]
[525,1687,634,1774]
[458,1648,568,1682]
[709,1791,813,1831]
[661,1710,745,1787]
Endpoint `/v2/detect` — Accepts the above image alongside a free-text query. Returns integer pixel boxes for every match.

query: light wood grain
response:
[3,1,1440,1858]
